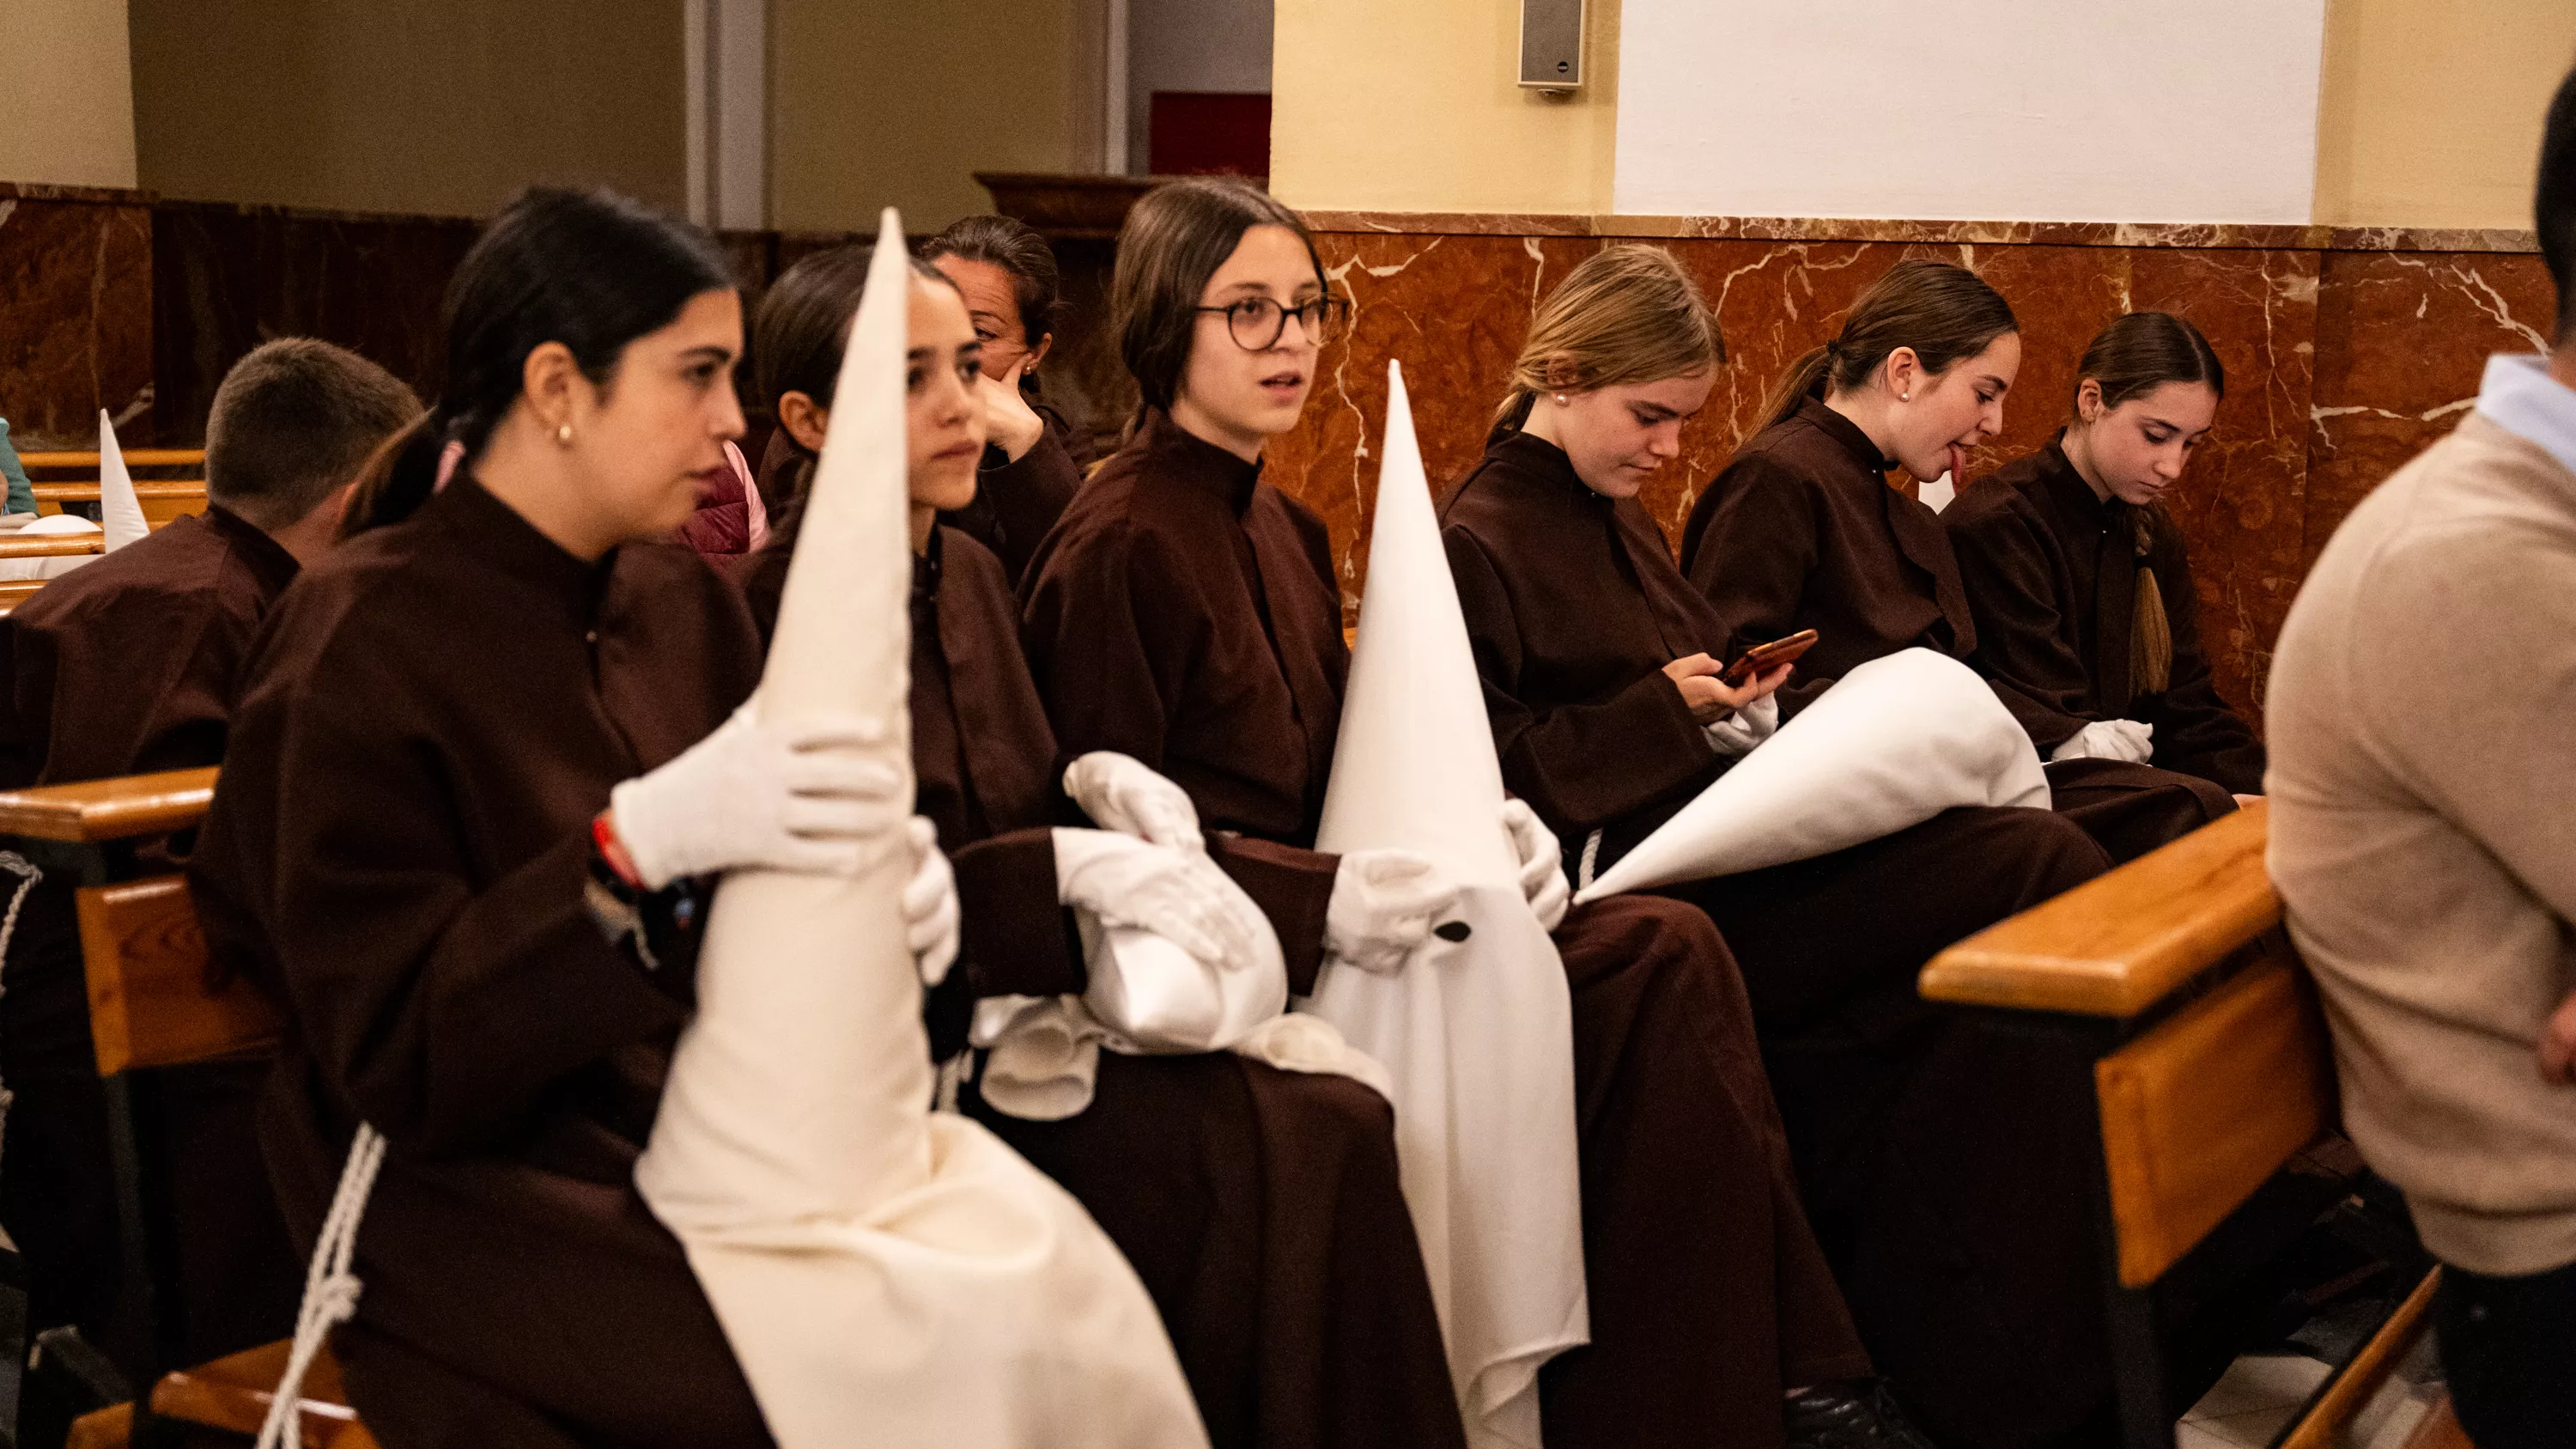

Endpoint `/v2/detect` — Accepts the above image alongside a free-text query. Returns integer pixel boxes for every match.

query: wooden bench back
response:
[16,448,211,531]
[1922,801,2339,1285]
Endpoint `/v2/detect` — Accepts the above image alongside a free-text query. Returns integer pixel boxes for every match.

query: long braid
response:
[2129,509,2173,696]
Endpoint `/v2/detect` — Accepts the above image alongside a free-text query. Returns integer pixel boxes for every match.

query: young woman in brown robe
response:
[1443,245,2160,1447]
[1679,260,2235,861]
[189,188,965,1447]
[1019,177,1921,1449]
[1945,312,2266,797]
[921,215,1094,583]
[736,241,1466,1449]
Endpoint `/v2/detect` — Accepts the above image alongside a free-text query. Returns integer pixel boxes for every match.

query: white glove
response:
[2050,717,2154,766]
[1054,828,1261,967]
[1062,752,1204,852]
[1325,849,1461,976]
[902,816,959,987]
[1501,799,1571,932]
[608,707,903,888]
[1704,691,1779,760]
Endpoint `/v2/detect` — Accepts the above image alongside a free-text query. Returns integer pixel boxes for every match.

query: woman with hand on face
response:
[187,188,962,1447]
[1442,245,2130,1449]
[1945,312,2265,800]
[1020,178,1931,1449]
[920,215,1091,583]
[1680,259,2233,861]
[741,240,1461,1449]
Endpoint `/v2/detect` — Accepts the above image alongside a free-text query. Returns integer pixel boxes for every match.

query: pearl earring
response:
[556,423,574,445]
[1554,393,1568,405]
[1899,392,1911,402]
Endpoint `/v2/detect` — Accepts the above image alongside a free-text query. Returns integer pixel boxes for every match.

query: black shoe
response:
[1784,1379,1940,1449]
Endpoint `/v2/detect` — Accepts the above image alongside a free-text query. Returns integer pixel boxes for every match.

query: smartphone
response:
[1721,629,1819,686]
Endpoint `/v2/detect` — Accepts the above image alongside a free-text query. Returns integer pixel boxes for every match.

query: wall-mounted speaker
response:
[1519,0,1586,92]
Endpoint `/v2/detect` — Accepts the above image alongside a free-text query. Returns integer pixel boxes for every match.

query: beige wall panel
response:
[1269,0,1619,215]
[0,0,137,189]
[130,0,686,217]
[769,0,1105,234]
[2315,0,2576,228]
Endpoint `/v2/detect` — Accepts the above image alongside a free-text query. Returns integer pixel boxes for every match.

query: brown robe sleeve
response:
[961,419,1085,585]
[1682,454,1837,715]
[1443,523,1715,833]
[214,656,690,1158]
[950,830,1085,999]
[1947,492,2101,752]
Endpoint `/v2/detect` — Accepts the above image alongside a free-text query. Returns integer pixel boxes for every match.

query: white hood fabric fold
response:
[634,210,1206,1449]
[98,411,149,551]
[1307,361,1588,1449]
[1576,648,2049,900]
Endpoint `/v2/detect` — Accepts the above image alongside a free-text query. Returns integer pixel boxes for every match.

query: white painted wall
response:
[1613,0,2329,222]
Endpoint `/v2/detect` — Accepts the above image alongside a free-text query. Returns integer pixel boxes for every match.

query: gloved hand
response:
[902,816,959,987]
[1062,752,1204,853]
[1325,849,1461,975]
[1054,828,1261,967]
[608,707,904,888]
[1501,799,1571,932]
[2049,717,2154,766]
[1704,691,1780,760]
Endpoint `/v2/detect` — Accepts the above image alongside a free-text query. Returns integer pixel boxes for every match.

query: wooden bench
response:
[0,770,362,1449]
[16,449,209,531]
[1922,800,2439,1449]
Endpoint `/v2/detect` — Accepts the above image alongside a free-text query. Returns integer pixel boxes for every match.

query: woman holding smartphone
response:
[1018,179,1924,1449]
[1945,312,2265,797]
[921,214,1092,583]
[1440,243,2130,1449]
[737,239,1464,1449]
[1680,260,2232,861]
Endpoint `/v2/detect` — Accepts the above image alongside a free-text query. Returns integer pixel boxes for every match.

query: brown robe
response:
[1680,399,2234,861]
[738,525,1459,1449]
[1445,429,2143,1446]
[942,402,1092,586]
[1946,437,2267,796]
[0,502,304,1376]
[191,478,773,1447]
[1021,409,1872,1449]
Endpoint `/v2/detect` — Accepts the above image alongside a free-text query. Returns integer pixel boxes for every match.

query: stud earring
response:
[1899,392,1911,402]
[556,423,574,445]
[1554,393,1568,405]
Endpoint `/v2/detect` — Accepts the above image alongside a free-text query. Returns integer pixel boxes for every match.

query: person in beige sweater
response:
[2267,65,2576,1449]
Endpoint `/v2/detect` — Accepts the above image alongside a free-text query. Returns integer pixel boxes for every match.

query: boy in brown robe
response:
[0,338,416,1377]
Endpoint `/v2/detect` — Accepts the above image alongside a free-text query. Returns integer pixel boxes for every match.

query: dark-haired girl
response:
[1946,312,2265,797]
[738,240,1461,1449]
[922,214,1092,582]
[1680,259,2233,861]
[1020,175,1914,1449]
[190,188,949,1446]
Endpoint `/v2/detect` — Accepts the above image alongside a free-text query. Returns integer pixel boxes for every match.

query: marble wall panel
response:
[151,203,478,444]
[0,192,155,449]
[2306,251,2555,564]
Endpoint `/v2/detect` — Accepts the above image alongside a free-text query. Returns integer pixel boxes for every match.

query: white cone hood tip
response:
[636,210,1206,1449]
[97,411,149,551]
[1309,360,1588,1449]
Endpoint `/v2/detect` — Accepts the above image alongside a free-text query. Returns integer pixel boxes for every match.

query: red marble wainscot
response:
[0,184,155,449]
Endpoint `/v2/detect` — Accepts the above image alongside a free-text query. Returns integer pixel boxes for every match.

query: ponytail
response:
[1759,260,2017,432]
[338,411,447,539]
[2129,512,2174,695]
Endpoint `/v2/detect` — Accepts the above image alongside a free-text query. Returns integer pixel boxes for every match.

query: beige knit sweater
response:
[2269,413,2576,1277]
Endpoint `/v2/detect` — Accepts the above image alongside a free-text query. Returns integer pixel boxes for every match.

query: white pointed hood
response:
[639,210,1205,1449]
[1306,362,1586,1449]
[1315,362,1516,887]
[98,411,148,551]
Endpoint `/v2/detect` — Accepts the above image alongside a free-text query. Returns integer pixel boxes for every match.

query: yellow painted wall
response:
[0,0,137,189]
[1268,0,1619,215]
[2314,0,2576,228]
[128,0,686,217]
[769,0,1105,233]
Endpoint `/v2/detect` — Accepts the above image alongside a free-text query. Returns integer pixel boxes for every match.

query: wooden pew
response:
[1921,801,2436,1449]
[0,771,361,1448]
[16,449,210,530]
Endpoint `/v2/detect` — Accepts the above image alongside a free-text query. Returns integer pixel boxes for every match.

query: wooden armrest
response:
[151,1338,353,1446]
[1921,799,2274,1017]
[17,449,206,470]
[32,481,210,501]
[0,536,102,559]
[82,874,280,1073]
[0,767,219,843]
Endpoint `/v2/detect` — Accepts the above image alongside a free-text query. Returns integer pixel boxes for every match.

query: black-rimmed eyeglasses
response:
[1194,295,1352,350]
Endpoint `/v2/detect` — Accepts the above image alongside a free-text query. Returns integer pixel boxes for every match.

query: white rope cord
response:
[0,849,46,1166]
[255,1123,386,1449]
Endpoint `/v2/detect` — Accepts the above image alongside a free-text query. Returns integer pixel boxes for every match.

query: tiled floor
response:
[2173,1335,2445,1449]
